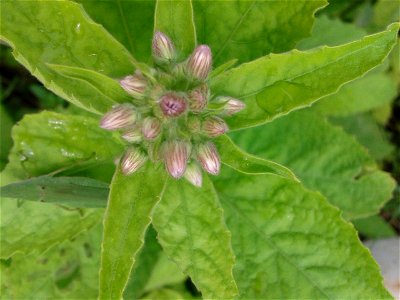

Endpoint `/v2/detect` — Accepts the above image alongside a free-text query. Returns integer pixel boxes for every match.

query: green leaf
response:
[142,288,186,300]
[4,111,123,179]
[352,215,396,239]
[0,196,102,258]
[77,0,156,63]
[214,170,392,299]
[211,23,399,130]
[0,176,109,208]
[215,135,298,181]
[230,111,396,219]
[193,0,327,65]
[0,105,13,169]
[154,0,196,59]
[99,164,167,299]
[153,176,238,299]
[48,64,132,104]
[0,0,135,114]
[312,72,396,117]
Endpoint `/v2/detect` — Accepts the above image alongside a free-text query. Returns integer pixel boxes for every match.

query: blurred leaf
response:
[193,0,327,65]
[211,23,399,130]
[371,0,400,30]
[331,113,394,161]
[313,72,396,117]
[3,111,123,179]
[0,176,109,208]
[154,0,196,59]
[353,215,396,239]
[0,105,13,169]
[230,111,396,219]
[77,0,156,63]
[99,164,167,299]
[0,0,135,114]
[153,176,238,299]
[214,170,392,299]
[297,15,366,50]
[215,135,297,181]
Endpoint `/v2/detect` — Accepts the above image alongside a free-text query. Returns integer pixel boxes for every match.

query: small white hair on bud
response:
[120,147,147,175]
[184,162,203,187]
[162,140,191,178]
[142,117,162,140]
[119,74,148,99]
[152,31,176,64]
[196,142,220,175]
[186,45,212,81]
[100,104,136,131]
[202,116,229,137]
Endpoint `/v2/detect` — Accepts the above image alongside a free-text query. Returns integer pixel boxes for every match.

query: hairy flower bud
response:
[196,142,220,175]
[186,45,212,80]
[120,147,147,175]
[223,97,246,115]
[121,128,142,143]
[100,104,136,130]
[120,74,148,99]
[187,116,201,133]
[188,85,209,113]
[142,117,162,140]
[152,31,176,64]
[202,116,228,137]
[184,162,203,187]
[162,140,191,178]
[159,93,187,117]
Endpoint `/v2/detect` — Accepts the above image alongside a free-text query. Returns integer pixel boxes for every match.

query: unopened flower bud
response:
[162,140,191,178]
[152,31,176,64]
[100,104,136,130]
[121,128,142,143]
[187,116,201,133]
[120,147,147,175]
[142,117,162,140]
[196,142,220,175]
[159,93,187,117]
[188,85,209,113]
[202,116,228,137]
[186,45,212,80]
[184,162,203,187]
[223,97,246,115]
[120,74,148,99]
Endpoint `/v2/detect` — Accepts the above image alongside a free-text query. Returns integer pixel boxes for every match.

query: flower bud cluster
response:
[99,31,246,187]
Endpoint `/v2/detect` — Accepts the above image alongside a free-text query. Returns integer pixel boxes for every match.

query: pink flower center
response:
[159,93,187,117]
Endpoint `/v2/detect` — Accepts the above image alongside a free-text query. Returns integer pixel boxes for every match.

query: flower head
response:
[121,128,142,143]
[188,85,209,113]
[196,142,220,175]
[184,162,203,187]
[142,117,162,140]
[186,45,212,80]
[159,93,187,117]
[152,31,176,64]
[222,97,246,115]
[120,74,148,99]
[100,104,136,130]
[202,116,229,137]
[120,147,147,175]
[162,140,191,178]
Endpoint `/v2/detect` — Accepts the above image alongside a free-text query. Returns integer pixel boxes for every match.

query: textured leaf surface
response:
[1,222,103,299]
[211,23,399,130]
[0,196,102,259]
[0,0,134,113]
[215,135,297,181]
[78,0,156,62]
[193,0,326,65]
[230,111,395,219]
[214,169,392,299]
[0,176,109,208]
[99,164,166,299]
[3,111,122,179]
[154,0,196,59]
[153,176,238,299]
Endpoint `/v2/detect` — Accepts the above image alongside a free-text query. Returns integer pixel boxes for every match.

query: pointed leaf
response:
[3,111,123,179]
[193,0,327,65]
[0,0,135,114]
[230,111,396,219]
[215,135,298,181]
[153,176,238,299]
[211,23,399,130]
[154,0,196,59]
[215,170,392,299]
[99,164,167,299]
[77,0,156,62]
[0,176,109,208]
